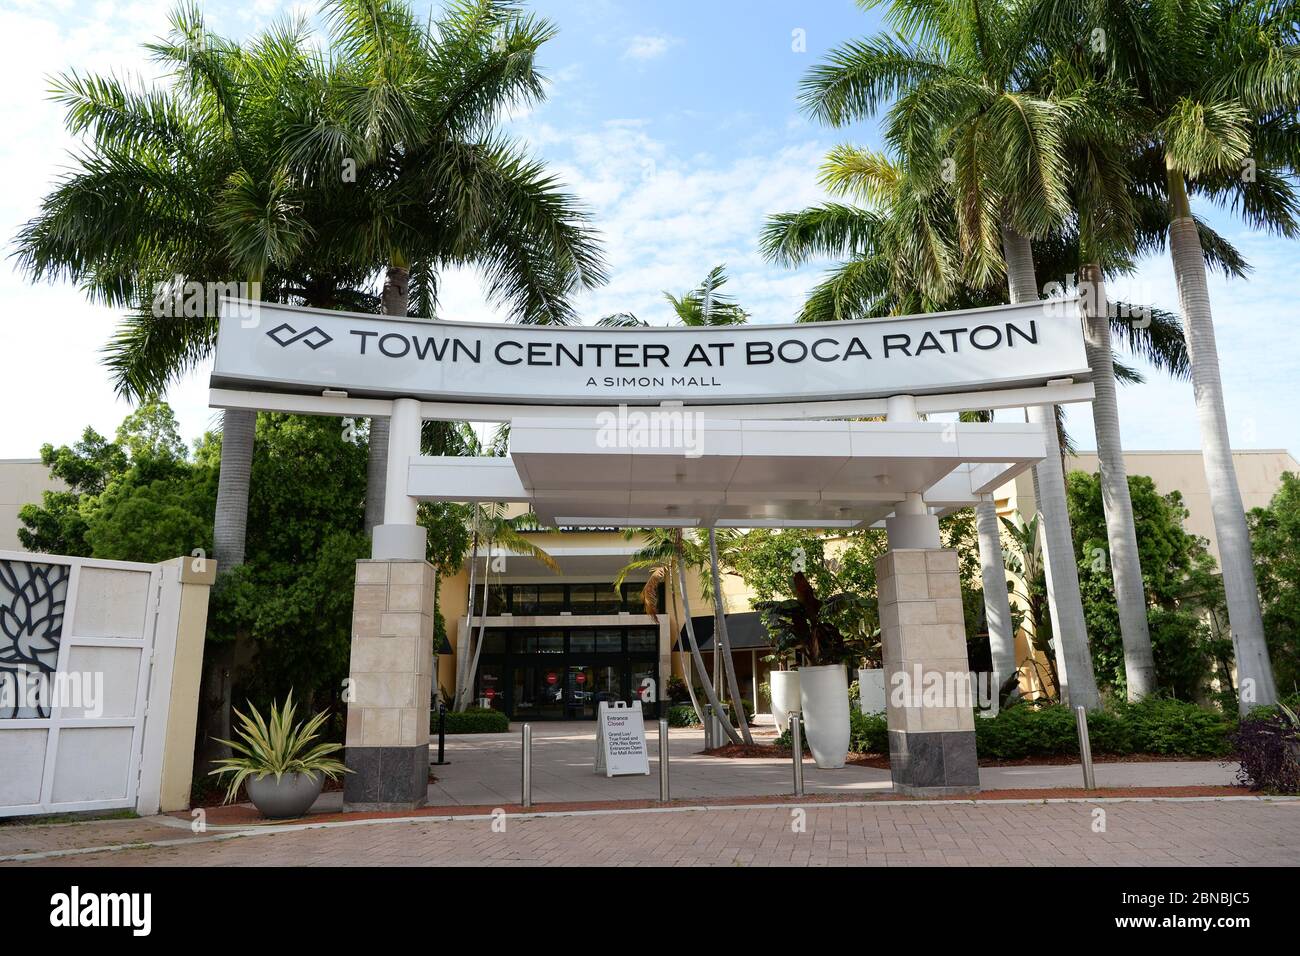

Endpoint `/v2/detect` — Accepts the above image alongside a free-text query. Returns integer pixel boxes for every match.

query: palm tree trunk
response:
[1003,224,1100,709]
[365,265,411,536]
[975,496,1016,691]
[668,571,705,724]
[462,537,494,712]
[677,561,742,745]
[709,530,752,744]
[201,405,257,756]
[1166,171,1277,713]
[213,408,255,571]
[456,523,480,710]
[1081,263,1156,699]
[1027,404,1101,709]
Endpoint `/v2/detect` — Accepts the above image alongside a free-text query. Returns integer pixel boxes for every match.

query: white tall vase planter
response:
[769,670,800,735]
[799,664,850,769]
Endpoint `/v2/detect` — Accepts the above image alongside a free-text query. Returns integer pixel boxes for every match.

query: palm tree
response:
[455,502,561,711]
[1001,511,1060,700]
[764,139,1190,703]
[1028,1,1295,712]
[13,5,330,576]
[11,5,362,750]
[795,0,1108,705]
[598,264,751,327]
[705,528,753,744]
[614,528,743,744]
[295,0,607,535]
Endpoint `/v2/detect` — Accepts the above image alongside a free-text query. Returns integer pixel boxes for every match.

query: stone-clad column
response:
[344,558,435,811]
[877,549,980,796]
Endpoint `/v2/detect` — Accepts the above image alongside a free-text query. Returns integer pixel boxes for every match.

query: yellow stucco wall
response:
[159,558,218,812]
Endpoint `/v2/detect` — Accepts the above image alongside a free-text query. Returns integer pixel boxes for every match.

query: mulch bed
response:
[700,743,1231,768]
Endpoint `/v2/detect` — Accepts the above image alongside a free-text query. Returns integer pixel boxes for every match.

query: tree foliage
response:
[1066,470,1229,701]
[1249,472,1300,696]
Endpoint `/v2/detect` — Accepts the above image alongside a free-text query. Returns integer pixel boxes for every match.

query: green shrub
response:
[974,704,1079,760]
[666,704,701,728]
[849,708,888,753]
[431,707,509,734]
[1109,697,1234,756]
[1081,708,1134,755]
[972,698,1235,760]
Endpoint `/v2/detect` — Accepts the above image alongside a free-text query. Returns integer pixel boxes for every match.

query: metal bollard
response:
[1075,706,1095,790]
[433,700,449,766]
[703,705,715,749]
[521,723,533,807]
[658,718,670,802]
[790,713,805,796]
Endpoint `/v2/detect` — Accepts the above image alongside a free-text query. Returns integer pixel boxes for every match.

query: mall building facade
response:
[7,447,1296,723]
[431,444,1300,720]
[433,526,760,721]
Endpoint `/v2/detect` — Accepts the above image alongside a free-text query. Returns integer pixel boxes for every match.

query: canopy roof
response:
[408,416,1046,528]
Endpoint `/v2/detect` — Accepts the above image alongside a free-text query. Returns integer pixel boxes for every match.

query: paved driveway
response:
[11,798,1298,867]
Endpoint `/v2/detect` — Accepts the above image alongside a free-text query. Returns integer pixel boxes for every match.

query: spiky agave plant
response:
[208,692,349,803]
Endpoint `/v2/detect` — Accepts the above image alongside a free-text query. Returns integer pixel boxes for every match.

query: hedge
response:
[778,698,1235,759]
[973,698,1235,760]
[430,707,509,734]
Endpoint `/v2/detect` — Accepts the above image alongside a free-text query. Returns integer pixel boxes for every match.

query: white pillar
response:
[884,395,941,549]
[885,393,918,422]
[372,397,425,560]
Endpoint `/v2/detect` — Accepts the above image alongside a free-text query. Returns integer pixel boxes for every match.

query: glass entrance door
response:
[511,664,567,720]
[568,663,625,718]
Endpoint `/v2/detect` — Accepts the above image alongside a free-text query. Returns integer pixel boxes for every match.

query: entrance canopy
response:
[408,416,1046,528]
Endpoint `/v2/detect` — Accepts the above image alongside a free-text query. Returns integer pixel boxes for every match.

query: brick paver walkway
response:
[9,798,1299,867]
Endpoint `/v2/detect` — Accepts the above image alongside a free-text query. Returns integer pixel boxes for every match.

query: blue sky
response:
[0,0,1297,461]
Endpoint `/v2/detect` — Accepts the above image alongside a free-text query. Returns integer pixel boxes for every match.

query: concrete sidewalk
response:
[330,722,1236,811]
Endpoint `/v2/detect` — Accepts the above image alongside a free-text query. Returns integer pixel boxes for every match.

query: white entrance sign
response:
[211,297,1087,406]
[594,700,650,777]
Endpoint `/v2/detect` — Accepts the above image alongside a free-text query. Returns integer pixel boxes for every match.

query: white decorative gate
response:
[0,551,166,816]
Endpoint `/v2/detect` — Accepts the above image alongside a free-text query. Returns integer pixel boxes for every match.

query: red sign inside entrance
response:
[546,673,558,685]
[485,687,495,698]
[576,673,586,684]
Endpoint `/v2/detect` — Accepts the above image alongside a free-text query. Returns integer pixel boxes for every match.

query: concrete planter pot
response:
[858,667,886,714]
[245,771,324,819]
[769,670,800,735]
[799,664,850,769]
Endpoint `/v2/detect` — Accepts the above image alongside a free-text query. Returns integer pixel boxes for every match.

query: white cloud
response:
[621,33,680,61]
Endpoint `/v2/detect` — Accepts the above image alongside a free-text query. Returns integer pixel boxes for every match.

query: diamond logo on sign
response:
[266,323,333,350]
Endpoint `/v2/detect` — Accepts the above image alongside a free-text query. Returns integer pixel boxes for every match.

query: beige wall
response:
[0,459,62,552]
[996,448,1298,565]
[158,558,218,812]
